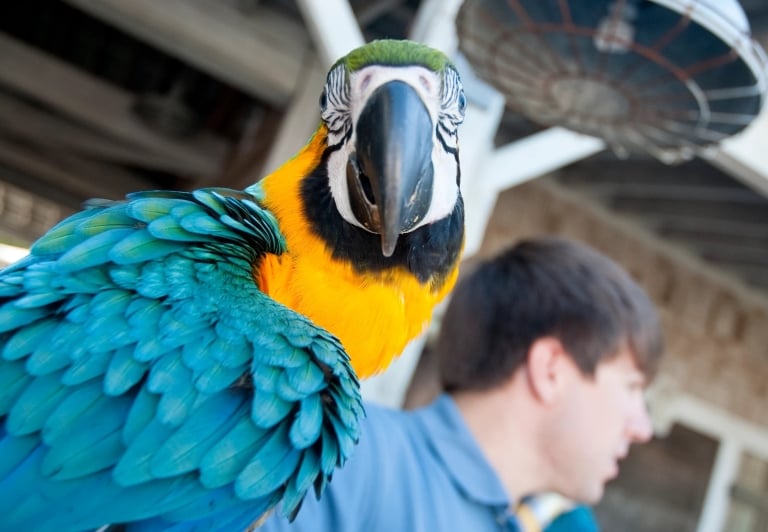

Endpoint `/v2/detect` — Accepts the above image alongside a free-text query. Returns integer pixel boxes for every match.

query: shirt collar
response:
[414,394,511,508]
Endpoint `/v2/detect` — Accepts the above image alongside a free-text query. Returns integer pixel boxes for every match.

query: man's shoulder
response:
[355,402,426,458]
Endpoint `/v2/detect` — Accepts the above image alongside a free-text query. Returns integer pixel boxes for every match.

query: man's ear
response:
[525,337,570,404]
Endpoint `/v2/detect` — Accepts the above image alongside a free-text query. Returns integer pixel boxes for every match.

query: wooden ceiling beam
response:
[0,136,154,205]
[64,0,309,106]
[0,90,198,175]
[610,196,768,224]
[650,217,768,241]
[0,33,228,177]
[569,183,765,204]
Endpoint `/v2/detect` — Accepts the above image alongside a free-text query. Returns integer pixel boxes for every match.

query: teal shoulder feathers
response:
[0,188,363,531]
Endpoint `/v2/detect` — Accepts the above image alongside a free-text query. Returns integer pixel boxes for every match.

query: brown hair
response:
[438,236,663,392]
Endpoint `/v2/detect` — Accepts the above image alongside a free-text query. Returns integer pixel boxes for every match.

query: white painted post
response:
[706,104,768,197]
[261,60,325,176]
[409,0,465,54]
[294,0,364,69]
[457,91,506,259]
[264,0,366,175]
[645,390,768,532]
[696,438,742,532]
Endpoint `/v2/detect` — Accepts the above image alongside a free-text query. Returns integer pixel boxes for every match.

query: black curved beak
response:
[347,80,434,257]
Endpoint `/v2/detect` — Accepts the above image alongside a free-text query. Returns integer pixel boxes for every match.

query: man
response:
[259,236,663,531]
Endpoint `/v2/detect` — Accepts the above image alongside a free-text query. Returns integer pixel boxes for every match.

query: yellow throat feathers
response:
[255,126,460,379]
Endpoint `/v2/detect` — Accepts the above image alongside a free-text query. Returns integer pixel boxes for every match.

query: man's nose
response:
[628,400,654,443]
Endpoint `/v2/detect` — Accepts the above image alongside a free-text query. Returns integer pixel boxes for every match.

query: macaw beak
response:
[347,80,434,257]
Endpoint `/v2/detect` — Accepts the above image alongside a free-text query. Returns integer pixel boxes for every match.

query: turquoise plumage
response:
[0,37,469,531]
[0,188,362,531]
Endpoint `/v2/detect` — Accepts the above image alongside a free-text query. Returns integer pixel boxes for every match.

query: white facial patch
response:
[323,64,464,234]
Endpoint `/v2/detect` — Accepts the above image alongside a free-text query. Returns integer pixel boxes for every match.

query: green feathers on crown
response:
[336,39,453,73]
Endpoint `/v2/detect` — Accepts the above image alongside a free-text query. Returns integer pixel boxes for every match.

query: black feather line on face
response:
[435,124,461,187]
[300,147,464,288]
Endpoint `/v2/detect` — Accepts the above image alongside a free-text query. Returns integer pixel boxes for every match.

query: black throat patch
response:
[300,149,464,288]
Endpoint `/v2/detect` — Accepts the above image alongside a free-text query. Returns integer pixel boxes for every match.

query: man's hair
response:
[438,236,663,393]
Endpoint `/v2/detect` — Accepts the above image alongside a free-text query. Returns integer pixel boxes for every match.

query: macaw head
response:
[320,39,466,257]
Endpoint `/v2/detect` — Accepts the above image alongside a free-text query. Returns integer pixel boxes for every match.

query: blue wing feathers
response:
[147,352,187,393]
[0,360,31,415]
[180,333,216,371]
[110,229,187,265]
[26,338,77,376]
[41,395,131,479]
[281,447,321,517]
[250,387,293,429]
[2,317,58,360]
[127,299,164,337]
[235,422,301,500]
[89,288,133,315]
[13,291,67,308]
[104,348,147,396]
[61,349,111,385]
[57,228,136,272]
[209,335,251,368]
[154,380,198,427]
[193,362,244,394]
[125,196,179,223]
[199,417,271,489]
[0,432,37,479]
[0,446,49,518]
[110,263,141,288]
[145,487,272,527]
[179,211,232,238]
[69,267,114,293]
[123,386,160,446]
[6,372,69,435]
[0,305,48,333]
[0,187,363,530]
[250,363,282,391]
[147,215,207,243]
[42,380,105,445]
[310,335,348,366]
[289,395,324,449]
[114,417,177,486]
[275,370,312,402]
[285,361,327,395]
[325,410,358,462]
[254,336,304,367]
[150,393,246,479]
[71,205,138,236]
[28,208,98,256]
[318,428,340,482]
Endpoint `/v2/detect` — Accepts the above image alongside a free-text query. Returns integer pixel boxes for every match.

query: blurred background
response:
[0,1,767,530]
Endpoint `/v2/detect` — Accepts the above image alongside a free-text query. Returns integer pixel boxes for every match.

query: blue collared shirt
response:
[259,394,522,532]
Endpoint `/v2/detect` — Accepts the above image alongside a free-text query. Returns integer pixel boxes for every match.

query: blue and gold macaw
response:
[0,40,466,530]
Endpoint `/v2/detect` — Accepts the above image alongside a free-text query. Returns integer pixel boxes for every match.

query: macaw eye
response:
[319,89,328,112]
[457,90,467,115]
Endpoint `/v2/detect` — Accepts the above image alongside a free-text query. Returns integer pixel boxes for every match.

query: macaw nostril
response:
[360,176,375,205]
[356,170,376,206]
[349,153,377,205]
[347,154,381,231]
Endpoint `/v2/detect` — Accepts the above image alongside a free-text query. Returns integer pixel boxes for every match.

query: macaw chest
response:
[255,253,442,379]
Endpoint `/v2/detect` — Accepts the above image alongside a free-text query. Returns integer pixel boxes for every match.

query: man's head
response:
[436,236,664,503]
[438,236,662,390]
